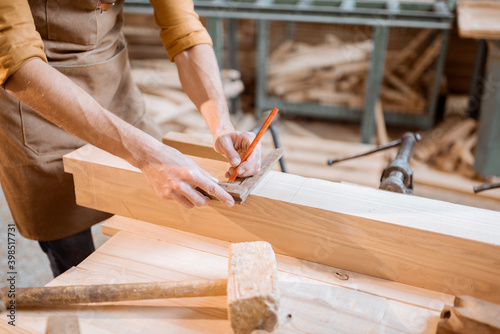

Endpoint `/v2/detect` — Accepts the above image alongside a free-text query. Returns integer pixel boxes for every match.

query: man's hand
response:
[5,58,235,210]
[174,47,262,180]
[214,130,261,179]
[139,143,235,209]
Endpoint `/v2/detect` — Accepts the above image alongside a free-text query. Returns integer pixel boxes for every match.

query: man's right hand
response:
[138,143,235,209]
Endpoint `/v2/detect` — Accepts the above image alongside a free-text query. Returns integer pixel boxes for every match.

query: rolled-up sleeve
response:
[150,0,213,61]
[0,0,47,86]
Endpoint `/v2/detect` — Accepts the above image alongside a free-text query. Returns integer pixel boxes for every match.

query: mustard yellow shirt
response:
[0,0,212,86]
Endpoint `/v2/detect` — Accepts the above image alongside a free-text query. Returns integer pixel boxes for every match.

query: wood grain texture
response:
[63,145,500,303]
[163,132,226,162]
[164,131,500,206]
[437,295,500,333]
[5,224,446,333]
[268,40,372,77]
[457,1,500,39]
[102,216,454,311]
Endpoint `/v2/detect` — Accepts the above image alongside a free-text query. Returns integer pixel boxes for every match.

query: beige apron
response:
[0,0,162,241]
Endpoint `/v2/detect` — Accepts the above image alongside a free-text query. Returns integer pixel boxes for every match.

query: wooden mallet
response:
[0,241,279,334]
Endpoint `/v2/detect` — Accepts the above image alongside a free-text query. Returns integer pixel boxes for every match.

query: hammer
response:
[0,241,279,334]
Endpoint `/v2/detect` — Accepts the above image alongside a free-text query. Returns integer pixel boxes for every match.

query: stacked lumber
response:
[413,115,479,179]
[267,30,444,114]
[129,59,244,132]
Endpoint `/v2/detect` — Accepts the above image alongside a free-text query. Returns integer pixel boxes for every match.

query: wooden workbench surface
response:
[4,215,454,333]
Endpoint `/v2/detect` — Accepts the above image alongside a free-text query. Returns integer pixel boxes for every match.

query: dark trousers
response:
[39,228,95,277]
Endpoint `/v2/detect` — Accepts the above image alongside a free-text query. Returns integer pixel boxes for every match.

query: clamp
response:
[327,132,421,194]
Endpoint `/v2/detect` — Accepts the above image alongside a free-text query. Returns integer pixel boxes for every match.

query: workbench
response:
[4,215,453,333]
[3,132,500,333]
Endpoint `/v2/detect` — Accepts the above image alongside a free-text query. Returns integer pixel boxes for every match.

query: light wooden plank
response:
[102,215,454,312]
[45,315,81,334]
[0,320,33,333]
[63,145,500,303]
[207,131,499,204]
[457,1,500,39]
[12,230,443,333]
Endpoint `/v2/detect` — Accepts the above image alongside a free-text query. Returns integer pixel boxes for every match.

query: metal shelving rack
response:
[125,0,456,143]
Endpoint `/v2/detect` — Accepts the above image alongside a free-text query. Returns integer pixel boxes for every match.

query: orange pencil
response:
[228,107,279,183]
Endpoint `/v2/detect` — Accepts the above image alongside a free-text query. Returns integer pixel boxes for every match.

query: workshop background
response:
[1,0,499,290]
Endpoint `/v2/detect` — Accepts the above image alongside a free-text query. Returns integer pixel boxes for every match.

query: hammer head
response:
[227,241,279,334]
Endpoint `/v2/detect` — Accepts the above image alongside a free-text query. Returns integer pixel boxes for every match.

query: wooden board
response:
[102,216,454,312]
[166,131,500,205]
[63,144,500,304]
[457,1,500,39]
[163,132,225,161]
[3,216,450,333]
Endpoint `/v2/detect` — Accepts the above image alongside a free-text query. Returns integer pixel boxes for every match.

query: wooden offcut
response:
[163,132,226,162]
[63,142,500,304]
[266,30,440,114]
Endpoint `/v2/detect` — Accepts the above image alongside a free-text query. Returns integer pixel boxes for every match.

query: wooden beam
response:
[457,1,500,39]
[165,131,500,205]
[163,132,225,161]
[63,144,500,303]
[45,315,80,334]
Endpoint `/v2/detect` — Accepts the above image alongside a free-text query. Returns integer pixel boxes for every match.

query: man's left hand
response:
[214,131,261,179]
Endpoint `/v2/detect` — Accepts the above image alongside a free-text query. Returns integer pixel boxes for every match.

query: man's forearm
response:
[5,57,235,208]
[173,44,261,176]
[174,44,234,138]
[4,58,161,169]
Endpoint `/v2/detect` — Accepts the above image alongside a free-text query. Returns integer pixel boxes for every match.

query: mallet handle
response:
[1,279,227,308]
